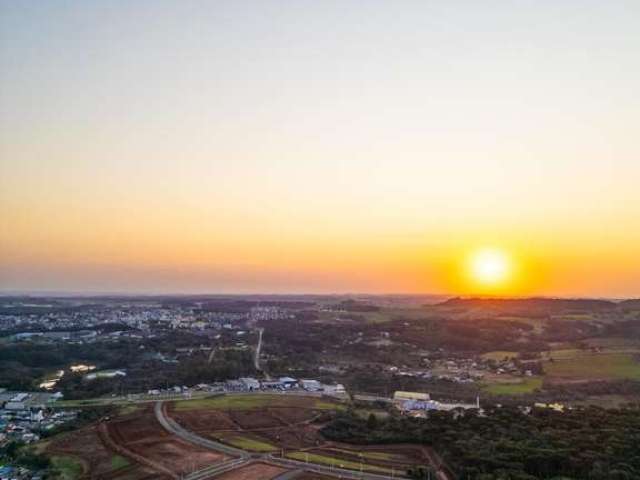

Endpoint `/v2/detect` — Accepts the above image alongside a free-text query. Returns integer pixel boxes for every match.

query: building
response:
[323,384,346,394]
[239,377,260,391]
[300,379,322,391]
[85,370,126,380]
[278,377,298,389]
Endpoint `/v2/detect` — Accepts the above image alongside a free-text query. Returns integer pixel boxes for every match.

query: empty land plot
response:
[215,462,288,480]
[545,353,640,381]
[46,425,165,480]
[217,433,278,452]
[312,444,426,470]
[483,376,543,395]
[257,423,323,450]
[230,409,286,429]
[295,474,337,480]
[286,451,394,474]
[105,407,227,476]
[174,394,342,412]
[168,407,238,432]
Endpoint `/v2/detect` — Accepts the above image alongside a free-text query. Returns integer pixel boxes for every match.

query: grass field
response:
[286,452,393,474]
[174,393,342,411]
[110,455,129,470]
[51,455,84,480]
[545,353,640,380]
[328,448,396,461]
[221,434,278,452]
[483,377,543,395]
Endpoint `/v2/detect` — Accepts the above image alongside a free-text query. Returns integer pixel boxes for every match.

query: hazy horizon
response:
[2,1,640,297]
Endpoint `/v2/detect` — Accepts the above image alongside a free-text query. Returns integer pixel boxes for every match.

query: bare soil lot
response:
[47,405,228,479]
[168,397,327,449]
[46,425,167,480]
[104,406,227,476]
[215,462,288,480]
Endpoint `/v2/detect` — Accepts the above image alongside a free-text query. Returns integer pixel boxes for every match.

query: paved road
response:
[154,401,249,458]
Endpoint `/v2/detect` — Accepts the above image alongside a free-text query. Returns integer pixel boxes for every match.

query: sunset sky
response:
[1,1,639,296]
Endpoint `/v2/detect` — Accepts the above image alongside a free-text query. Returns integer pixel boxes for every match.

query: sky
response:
[1,1,639,296]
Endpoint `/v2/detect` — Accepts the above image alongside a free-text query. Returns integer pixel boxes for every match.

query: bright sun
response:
[469,248,511,286]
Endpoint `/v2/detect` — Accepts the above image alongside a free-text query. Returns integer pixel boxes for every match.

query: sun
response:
[469,248,511,287]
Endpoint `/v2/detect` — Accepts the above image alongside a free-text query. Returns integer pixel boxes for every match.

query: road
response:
[254,327,264,371]
[154,400,410,479]
[254,327,272,380]
[154,401,249,458]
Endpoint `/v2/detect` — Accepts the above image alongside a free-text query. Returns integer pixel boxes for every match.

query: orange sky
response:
[1,2,639,296]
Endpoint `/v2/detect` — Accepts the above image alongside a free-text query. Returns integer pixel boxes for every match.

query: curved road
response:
[154,400,409,479]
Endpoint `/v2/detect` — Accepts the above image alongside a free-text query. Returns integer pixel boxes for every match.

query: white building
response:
[239,377,261,391]
[300,379,322,391]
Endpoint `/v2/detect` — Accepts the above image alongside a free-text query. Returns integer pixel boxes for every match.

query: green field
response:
[546,353,640,380]
[221,434,277,452]
[327,448,398,461]
[174,393,342,411]
[51,455,84,480]
[110,455,129,470]
[483,377,543,395]
[286,451,393,474]
[56,397,131,408]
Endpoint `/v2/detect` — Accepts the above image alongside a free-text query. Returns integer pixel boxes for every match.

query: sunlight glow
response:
[470,248,511,287]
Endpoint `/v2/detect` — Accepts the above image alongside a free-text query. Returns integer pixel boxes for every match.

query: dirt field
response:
[168,401,326,449]
[47,405,228,479]
[295,474,337,480]
[104,406,227,476]
[215,462,288,480]
[167,396,436,475]
[46,425,168,480]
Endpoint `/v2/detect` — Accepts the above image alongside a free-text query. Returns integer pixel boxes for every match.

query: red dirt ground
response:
[215,462,288,480]
[229,409,286,429]
[295,474,337,480]
[46,425,169,480]
[169,403,325,449]
[104,406,227,476]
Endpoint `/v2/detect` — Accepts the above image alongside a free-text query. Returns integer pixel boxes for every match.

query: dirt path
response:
[97,422,179,479]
